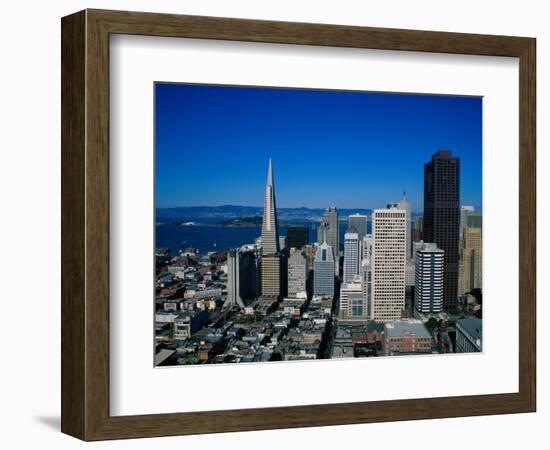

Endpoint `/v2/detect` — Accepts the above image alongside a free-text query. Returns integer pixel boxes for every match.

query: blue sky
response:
[155,83,482,213]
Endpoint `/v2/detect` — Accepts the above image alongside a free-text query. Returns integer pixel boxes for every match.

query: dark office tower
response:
[227,248,258,308]
[260,158,280,255]
[424,150,460,312]
[286,226,309,249]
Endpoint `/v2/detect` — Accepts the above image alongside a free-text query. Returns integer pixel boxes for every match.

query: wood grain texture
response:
[61,10,86,439]
[61,9,537,441]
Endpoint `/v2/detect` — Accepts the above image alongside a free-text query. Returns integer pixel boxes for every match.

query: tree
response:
[425,317,439,334]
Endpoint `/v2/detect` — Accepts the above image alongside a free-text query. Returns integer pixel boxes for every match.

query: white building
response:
[313,241,335,297]
[287,249,307,298]
[371,206,406,321]
[343,232,360,284]
[414,242,444,314]
[405,260,416,287]
[340,275,365,320]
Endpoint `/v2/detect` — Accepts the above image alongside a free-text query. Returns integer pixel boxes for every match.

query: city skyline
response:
[156,83,482,210]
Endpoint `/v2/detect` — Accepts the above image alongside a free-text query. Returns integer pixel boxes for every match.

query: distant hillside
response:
[156,205,372,224]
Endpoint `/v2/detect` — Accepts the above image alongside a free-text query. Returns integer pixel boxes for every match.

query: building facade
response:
[287,249,307,298]
[459,226,482,295]
[259,157,282,299]
[226,247,258,308]
[423,150,460,311]
[347,213,368,240]
[318,206,339,274]
[313,242,335,297]
[383,319,432,355]
[456,317,482,352]
[260,158,280,255]
[340,276,365,320]
[343,232,360,283]
[371,207,407,321]
[414,242,444,314]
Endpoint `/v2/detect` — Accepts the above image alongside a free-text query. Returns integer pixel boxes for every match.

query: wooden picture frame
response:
[61,9,536,441]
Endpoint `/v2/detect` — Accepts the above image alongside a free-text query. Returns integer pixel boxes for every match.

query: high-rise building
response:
[261,254,281,298]
[459,226,482,296]
[414,242,444,314]
[319,207,339,274]
[398,192,412,260]
[371,207,407,321]
[226,248,258,308]
[424,150,460,312]
[286,226,309,249]
[343,232,360,283]
[340,276,365,320]
[460,205,475,240]
[260,158,280,255]
[260,158,282,298]
[279,235,287,251]
[467,212,482,229]
[412,240,424,262]
[414,216,423,233]
[347,214,368,240]
[361,234,374,319]
[405,260,416,288]
[313,242,335,297]
[287,249,307,298]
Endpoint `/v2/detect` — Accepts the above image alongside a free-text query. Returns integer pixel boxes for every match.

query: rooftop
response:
[385,320,431,338]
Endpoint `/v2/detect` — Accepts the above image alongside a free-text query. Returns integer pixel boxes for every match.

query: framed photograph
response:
[61,9,536,441]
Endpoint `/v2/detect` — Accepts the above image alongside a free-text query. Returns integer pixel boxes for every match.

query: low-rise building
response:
[384,319,432,355]
[455,317,482,353]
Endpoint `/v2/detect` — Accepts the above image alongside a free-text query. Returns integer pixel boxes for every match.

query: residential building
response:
[287,249,307,298]
[414,242,444,314]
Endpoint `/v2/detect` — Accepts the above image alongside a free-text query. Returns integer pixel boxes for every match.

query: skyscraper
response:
[414,242,444,314]
[226,248,258,308]
[460,205,475,240]
[424,150,460,312]
[372,206,406,321]
[260,158,280,255]
[343,232,360,283]
[361,234,374,319]
[398,192,412,261]
[260,158,282,298]
[319,207,339,274]
[261,254,281,298]
[459,226,482,296]
[287,249,307,298]
[286,226,309,249]
[313,242,335,297]
[347,214,368,240]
